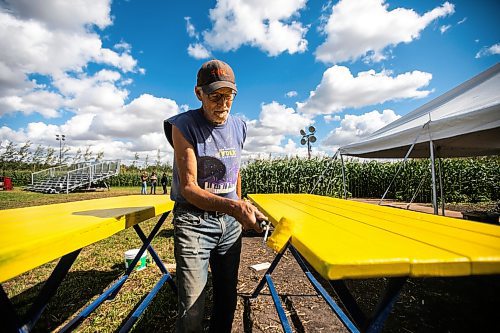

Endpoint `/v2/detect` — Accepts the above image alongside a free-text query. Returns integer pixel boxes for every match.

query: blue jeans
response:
[141,181,147,194]
[173,205,242,333]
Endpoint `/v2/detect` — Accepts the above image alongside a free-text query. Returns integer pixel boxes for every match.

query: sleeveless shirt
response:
[164,108,247,203]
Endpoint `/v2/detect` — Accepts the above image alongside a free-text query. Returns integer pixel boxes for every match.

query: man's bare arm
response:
[236,171,242,199]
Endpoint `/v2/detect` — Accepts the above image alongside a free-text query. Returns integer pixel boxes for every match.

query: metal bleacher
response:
[26,160,121,194]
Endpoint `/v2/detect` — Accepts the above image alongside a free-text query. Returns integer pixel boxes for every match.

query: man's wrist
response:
[228,199,240,217]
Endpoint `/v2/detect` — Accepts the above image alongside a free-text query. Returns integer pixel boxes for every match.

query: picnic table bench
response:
[0,195,175,333]
[248,193,500,333]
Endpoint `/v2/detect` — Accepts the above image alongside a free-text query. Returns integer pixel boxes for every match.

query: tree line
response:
[0,141,104,171]
[0,141,172,176]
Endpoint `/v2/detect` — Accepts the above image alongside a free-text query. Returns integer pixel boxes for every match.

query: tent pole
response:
[340,153,347,199]
[379,122,428,205]
[437,157,445,216]
[429,140,438,215]
[406,176,426,209]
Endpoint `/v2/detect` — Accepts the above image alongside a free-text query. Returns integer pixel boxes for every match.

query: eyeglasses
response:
[207,91,237,103]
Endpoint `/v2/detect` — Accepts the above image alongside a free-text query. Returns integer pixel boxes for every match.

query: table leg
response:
[251,241,290,298]
[365,277,406,333]
[60,211,175,333]
[289,246,360,333]
[330,279,368,328]
[1,285,23,332]
[133,222,176,294]
[0,249,80,333]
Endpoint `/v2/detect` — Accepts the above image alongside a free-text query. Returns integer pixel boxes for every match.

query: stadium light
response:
[56,134,66,165]
[300,126,316,159]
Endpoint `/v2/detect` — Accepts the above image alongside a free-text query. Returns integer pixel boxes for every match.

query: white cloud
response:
[0,2,138,99]
[184,17,199,39]
[440,25,451,34]
[0,14,112,77]
[187,43,211,59]
[475,43,500,59]
[0,126,27,144]
[324,115,341,123]
[457,17,467,25]
[185,16,212,59]
[0,1,179,165]
[69,83,127,114]
[0,59,35,96]
[53,70,129,114]
[89,94,180,139]
[202,0,308,56]
[114,41,132,52]
[285,91,298,98]
[315,0,454,64]
[98,48,137,73]
[297,65,432,115]
[2,0,112,31]
[61,114,98,140]
[323,109,400,148]
[135,133,174,158]
[0,90,65,118]
[2,122,64,148]
[244,138,312,160]
[258,101,312,135]
[0,94,181,163]
[243,101,312,156]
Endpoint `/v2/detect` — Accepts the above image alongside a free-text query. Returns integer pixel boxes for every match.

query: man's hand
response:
[232,200,268,232]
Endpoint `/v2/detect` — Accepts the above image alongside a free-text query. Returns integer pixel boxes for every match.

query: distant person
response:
[161,172,168,194]
[164,59,267,333]
[140,171,148,195]
[150,171,157,194]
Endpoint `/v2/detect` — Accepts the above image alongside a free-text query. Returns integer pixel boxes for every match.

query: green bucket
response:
[124,249,147,271]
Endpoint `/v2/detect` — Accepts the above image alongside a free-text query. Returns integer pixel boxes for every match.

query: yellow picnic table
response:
[0,195,175,333]
[248,193,500,333]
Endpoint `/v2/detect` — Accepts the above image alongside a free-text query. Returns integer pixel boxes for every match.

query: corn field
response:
[241,156,500,203]
[5,157,499,203]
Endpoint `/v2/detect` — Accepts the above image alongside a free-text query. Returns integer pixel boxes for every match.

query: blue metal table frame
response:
[251,240,407,333]
[0,211,176,333]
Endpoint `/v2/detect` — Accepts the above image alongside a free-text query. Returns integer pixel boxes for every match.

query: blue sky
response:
[0,0,499,164]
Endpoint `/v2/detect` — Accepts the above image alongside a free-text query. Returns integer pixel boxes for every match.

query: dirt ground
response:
[232,232,500,333]
[233,235,351,333]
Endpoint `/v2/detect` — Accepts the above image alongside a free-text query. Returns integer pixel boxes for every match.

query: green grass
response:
[1,187,178,332]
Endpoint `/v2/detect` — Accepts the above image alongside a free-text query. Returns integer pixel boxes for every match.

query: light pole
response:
[300,126,317,159]
[56,134,65,165]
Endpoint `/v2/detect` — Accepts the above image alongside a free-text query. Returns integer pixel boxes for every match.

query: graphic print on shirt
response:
[198,147,239,194]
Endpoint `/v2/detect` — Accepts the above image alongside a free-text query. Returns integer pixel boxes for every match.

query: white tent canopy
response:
[340,63,500,158]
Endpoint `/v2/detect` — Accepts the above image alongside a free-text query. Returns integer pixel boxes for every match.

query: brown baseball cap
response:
[196,59,237,94]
